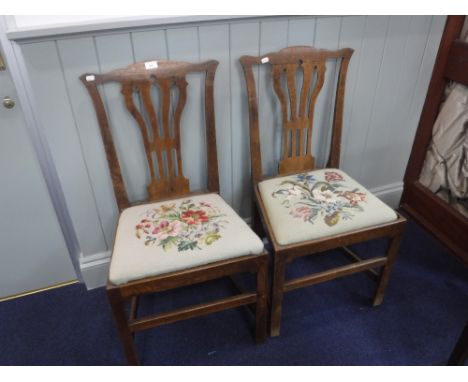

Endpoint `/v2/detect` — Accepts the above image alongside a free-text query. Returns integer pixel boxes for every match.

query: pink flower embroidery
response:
[134,200,228,252]
[152,220,183,241]
[290,206,313,222]
[324,171,344,182]
[338,191,367,206]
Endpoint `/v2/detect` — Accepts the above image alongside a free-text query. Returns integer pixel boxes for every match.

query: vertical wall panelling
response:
[363,16,434,188]
[199,24,233,205]
[358,16,413,187]
[340,15,390,181]
[312,16,342,167]
[338,16,367,170]
[287,17,316,46]
[166,27,206,193]
[21,41,108,256]
[15,16,446,286]
[56,37,116,252]
[395,16,446,182]
[229,21,261,217]
[130,29,168,61]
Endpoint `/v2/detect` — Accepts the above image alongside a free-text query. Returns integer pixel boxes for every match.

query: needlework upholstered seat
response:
[258,168,397,246]
[109,193,264,285]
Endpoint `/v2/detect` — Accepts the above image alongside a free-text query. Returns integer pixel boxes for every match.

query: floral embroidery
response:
[181,210,209,225]
[135,199,228,252]
[325,171,344,182]
[271,171,367,227]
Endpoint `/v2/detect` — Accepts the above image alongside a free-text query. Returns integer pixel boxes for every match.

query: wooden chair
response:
[80,59,268,365]
[240,46,407,337]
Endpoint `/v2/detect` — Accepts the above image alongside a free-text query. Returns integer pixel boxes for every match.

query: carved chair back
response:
[240,46,353,183]
[81,60,219,211]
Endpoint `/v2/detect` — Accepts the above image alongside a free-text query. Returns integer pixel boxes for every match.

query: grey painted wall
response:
[17,16,446,267]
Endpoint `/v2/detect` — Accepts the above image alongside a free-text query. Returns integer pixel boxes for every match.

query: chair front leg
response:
[255,255,268,343]
[270,254,286,337]
[107,288,139,365]
[372,233,403,307]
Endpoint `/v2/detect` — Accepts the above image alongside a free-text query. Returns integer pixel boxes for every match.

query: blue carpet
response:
[0,219,467,365]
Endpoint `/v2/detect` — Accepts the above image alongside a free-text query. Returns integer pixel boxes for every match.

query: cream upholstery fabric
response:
[109,193,264,285]
[258,169,397,245]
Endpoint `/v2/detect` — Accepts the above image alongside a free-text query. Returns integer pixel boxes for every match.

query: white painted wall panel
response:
[341,16,391,181]
[361,16,434,188]
[288,18,316,46]
[229,21,260,217]
[130,29,168,62]
[56,37,117,252]
[21,40,108,256]
[359,15,413,187]
[199,24,233,205]
[313,16,342,167]
[338,16,366,172]
[17,16,445,262]
[392,16,447,184]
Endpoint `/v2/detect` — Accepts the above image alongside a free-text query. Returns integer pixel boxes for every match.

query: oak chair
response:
[240,46,407,337]
[80,59,268,365]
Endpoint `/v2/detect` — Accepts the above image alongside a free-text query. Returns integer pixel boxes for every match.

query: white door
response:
[0,45,76,300]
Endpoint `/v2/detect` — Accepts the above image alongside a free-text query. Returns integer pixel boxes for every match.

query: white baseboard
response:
[80,251,111,290]
[369,182,403,209]
[80,182,403,290]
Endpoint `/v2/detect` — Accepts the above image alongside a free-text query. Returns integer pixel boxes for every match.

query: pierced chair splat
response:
[240,46,406,337]
[80,59,268,365]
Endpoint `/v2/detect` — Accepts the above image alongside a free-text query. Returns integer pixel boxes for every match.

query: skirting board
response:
[368,182,404,209]
[80,182,403,290]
